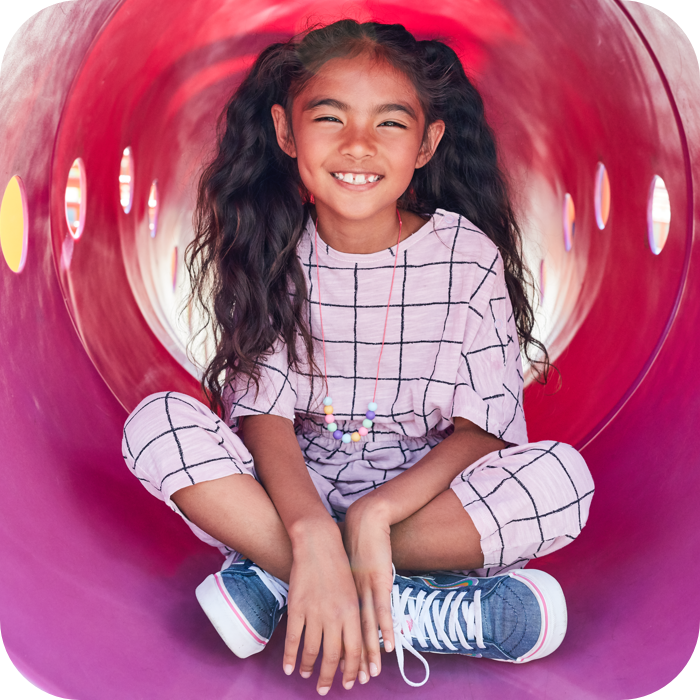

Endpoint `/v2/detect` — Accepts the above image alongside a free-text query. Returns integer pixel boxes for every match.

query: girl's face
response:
[271,53,445,227]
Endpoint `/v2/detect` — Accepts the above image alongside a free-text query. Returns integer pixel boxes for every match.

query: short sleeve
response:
[451,251,528,445]
[222,338,298,431]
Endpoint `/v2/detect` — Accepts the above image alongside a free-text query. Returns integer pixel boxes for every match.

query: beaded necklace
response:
[314,209,403,443]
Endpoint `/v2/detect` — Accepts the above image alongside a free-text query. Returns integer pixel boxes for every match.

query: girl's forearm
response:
[242,414,341,545]
[348,417,507,526]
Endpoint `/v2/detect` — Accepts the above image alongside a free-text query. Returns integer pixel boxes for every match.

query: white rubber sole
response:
[506,569,568,662]
[195,572,268,659]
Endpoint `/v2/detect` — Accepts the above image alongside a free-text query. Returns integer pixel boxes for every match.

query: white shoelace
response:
[391,583,486,687]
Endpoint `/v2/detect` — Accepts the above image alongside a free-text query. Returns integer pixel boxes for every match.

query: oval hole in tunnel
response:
[594,163,611,230]
[648,175,671,255]
[563,193,575,252]
[120,147,134,214]
[539,259,546,305]
[65,158,86,240]
[171,245,178,292]
[0,176,28,273]
[148,180,159,237]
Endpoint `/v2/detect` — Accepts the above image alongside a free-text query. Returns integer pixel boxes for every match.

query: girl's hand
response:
[342,499,396,678]
[283,524,365,694]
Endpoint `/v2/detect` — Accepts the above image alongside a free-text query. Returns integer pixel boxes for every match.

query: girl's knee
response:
[126,391,213,425]
[514,440,594,490]
[122,391,252,493]
[123,392,226,454]
[552,441,594,492]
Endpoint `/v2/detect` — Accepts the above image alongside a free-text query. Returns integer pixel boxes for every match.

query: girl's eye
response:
[313,117,406,127]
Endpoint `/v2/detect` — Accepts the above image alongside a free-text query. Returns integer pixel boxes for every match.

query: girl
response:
[122,19,594,694]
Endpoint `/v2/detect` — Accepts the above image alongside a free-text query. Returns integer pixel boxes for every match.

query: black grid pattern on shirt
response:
[226,215,526,444]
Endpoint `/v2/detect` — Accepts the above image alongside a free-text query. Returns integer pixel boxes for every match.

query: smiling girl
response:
[122,19,594,694]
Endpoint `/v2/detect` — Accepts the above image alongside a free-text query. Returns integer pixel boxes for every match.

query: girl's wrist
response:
[287,514,344,549]
[346,493,393,527]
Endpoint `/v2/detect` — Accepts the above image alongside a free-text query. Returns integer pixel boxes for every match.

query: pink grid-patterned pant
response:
[122,391,594,577]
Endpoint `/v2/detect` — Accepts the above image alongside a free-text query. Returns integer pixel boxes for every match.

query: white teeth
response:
[333,173,380,184]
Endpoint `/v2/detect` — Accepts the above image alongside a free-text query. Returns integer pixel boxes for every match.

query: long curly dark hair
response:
[186,19,552,417]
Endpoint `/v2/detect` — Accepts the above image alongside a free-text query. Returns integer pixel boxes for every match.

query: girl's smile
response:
[330,172,382,185]
[271,53,444,254]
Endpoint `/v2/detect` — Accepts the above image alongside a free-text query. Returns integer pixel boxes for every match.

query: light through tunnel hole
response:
[148,180,159,237]
[0,176,28,274]
[595,163,611,230]
[120,147,134,214]
[65,158,86,240]
[648,175,670,255]
[563,193,575,252]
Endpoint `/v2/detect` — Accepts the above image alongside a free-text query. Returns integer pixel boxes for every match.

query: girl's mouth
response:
[331,172,382,185]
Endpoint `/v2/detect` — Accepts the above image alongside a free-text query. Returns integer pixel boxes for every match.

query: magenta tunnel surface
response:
[0,1,698,698]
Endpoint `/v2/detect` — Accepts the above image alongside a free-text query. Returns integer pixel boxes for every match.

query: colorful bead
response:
[323,405,379,440]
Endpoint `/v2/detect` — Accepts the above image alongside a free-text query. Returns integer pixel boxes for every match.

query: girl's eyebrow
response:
[303,97,417,121]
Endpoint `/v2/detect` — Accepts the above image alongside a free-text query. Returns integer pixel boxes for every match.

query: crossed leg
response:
[171,475,484,584]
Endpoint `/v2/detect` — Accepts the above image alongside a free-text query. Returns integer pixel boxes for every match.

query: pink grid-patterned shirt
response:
[224,208,527,448]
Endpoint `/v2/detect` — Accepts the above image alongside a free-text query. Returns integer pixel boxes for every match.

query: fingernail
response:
[318,687,330,696]
[343,680,355,690]
[370,662,378,677]
[385,641,394,652]
[359,671,368,684]
[301,671,312,679]
[283,664,293,676]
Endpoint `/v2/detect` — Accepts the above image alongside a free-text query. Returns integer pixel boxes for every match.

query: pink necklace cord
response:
[314,209,404,404]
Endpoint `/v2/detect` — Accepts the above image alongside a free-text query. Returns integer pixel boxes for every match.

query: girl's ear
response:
[271,104,297,158]
[415,119,446,169]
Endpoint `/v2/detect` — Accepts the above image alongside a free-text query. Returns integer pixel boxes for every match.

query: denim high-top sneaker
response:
[196,556,288,658]
[387,568,567,687]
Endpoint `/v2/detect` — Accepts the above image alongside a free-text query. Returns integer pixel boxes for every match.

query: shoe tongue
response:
[478,593,497,642]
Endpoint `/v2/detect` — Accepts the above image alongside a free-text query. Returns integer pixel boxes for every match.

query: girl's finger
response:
[317,626,343,695]
[359,588,382,677]
[299,622,323,679]
[358,642,370,685]
[372,580,395,655]
[340,622,363,690]
[283,608,305,676]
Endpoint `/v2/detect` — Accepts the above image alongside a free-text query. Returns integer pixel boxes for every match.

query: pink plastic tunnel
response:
[1,0,699,698]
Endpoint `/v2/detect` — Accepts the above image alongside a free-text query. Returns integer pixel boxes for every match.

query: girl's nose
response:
[339,124,377,159]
